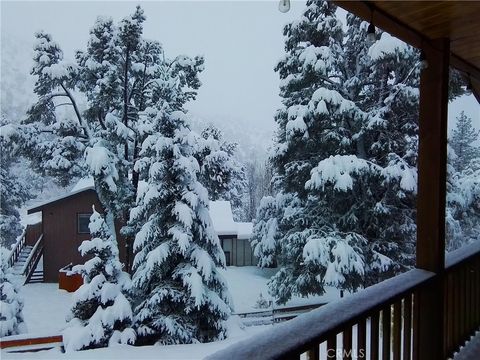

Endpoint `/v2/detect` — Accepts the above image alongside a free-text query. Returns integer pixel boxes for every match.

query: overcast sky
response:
[1,0,478,135]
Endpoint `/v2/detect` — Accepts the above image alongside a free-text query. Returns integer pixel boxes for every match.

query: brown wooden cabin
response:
[27,187,255,283]
[27,187,126,283]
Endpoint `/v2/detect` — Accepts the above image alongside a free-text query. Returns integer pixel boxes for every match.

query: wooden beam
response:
[334,1,480,83]
[414,37,450,360]
[416,38,449,272]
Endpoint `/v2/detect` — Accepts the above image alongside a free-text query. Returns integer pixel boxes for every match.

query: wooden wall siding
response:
[25,222,42,246]
[41,190,126,282]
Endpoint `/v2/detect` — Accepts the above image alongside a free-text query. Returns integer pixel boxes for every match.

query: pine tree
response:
[450,111,480,172]
[9,7,208,346]
[254,1,422,303]
[195,124,247,220]
[130,110,231,345]
[63,209,135,351]
[0,116,32,246]
[0,247,26,337]
[446,141,480,251]
[12,6,205,264]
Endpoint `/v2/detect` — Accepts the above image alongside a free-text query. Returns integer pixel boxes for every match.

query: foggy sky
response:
[1,0,478,135]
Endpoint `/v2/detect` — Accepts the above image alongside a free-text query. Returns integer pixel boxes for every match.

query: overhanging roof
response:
[27,187,95,214]
[335,1,480,102]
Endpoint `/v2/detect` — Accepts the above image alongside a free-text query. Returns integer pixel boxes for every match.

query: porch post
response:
[414,38,450,360]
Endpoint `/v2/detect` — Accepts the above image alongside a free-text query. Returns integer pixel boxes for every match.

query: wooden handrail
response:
[445,241,480,269]
[22,234,44,284]
[207,243,480,360]
[7,229,26,268]
[206,268,435,360]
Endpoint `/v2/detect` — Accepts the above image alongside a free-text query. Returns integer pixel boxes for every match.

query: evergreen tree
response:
[450,111,480,172]
[0,247,26,337]
[12,6,204,266]
[195,125,247,220]
[446,145,480,251]
[0,116,32,246]
[64,209,135,351]
[10,6,209,347]
[129,110,231,345]
[253,1,422,303]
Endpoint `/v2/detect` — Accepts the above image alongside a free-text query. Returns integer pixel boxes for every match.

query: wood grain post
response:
[414,38,449,360]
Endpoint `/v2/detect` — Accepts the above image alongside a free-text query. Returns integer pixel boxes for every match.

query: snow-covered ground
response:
[20,283,71,335]
[2,321,272,360]
[3,266,341,359]
[222,266,340,313]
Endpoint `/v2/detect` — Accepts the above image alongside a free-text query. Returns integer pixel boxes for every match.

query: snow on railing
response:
[445,240,480,269]
[6,229,27,268]
[206,268,435,360]
[207,243,480,360]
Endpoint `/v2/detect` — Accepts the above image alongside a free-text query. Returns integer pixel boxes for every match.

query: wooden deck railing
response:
[444,241,480,358]
[207,242,480,360]
[22,234,44,284]
[7,229,27,268]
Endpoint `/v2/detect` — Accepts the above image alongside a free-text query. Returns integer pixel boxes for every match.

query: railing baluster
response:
[453,273,460,351]
[403,294,412,360]
[393,301,401,360]
[466,262,471,335]
[382,307,391,360]
[343,326,352,360]
[306,344,319,360]
[357,318,367,360]
[371,312,380,360]
[460,266,466,343]
[445,273,454,357]
[476,258,480,325]
[327,334,337,360]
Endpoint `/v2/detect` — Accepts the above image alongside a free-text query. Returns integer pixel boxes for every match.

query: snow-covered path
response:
[21,283,71,335]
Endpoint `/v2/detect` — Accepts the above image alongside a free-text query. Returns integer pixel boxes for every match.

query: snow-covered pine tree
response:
[450,111,480,172]
[446,114,480,250]
[63,208,135,351]
[250,196,281,267]
[12,6,205,270]
[0,246,26,337]
[130,109,231,345]
[254,1,425,303]
[195,124,247,220]
[0,116,32,246]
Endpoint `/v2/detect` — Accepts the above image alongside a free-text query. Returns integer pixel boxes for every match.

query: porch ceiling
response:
[335,0,480,102]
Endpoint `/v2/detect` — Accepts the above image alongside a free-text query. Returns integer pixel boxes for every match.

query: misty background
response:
[1,0,478,160]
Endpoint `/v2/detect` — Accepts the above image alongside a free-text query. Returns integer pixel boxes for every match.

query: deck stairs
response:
[8,233,45,284]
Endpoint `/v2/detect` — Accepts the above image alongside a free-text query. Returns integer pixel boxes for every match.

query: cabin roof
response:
[27,179,254,238]
[27,187,96,214]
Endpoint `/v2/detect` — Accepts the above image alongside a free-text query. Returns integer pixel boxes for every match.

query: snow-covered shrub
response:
[0,246,26,336]
[254,293,270,309]
[63,208,135,351]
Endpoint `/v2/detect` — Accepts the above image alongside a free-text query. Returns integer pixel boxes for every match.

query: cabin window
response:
[77,213,92,234]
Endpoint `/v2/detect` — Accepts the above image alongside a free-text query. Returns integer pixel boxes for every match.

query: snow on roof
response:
[70,177,94,192]
[209,201,253,239]
[209,201,237,235]
[29,179,254,239]
[27,186,96,214]
[237,222,253,239]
